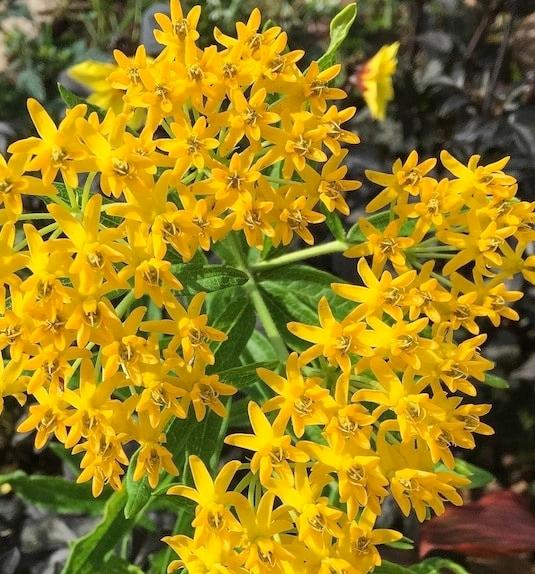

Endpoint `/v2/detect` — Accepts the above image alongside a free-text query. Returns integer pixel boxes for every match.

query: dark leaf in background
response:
[419,490,535,558]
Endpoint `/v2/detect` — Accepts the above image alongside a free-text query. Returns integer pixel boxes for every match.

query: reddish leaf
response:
[420,490,535,558]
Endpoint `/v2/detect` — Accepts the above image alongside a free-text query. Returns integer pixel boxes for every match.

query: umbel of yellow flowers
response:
[0,1,534,573]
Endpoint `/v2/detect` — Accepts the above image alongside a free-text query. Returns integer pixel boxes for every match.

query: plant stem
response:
[229,233,288,362]
[251,240,348,271]
[82,172,97,211]
[17,213,56,221]
[243,278,288,361]
[14,223,58,251]
[65,183,79,212]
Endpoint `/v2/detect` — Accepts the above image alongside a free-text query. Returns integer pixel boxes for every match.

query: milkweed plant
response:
[0,2,533,573]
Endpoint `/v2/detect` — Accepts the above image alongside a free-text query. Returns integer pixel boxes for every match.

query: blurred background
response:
[0,0,535,573]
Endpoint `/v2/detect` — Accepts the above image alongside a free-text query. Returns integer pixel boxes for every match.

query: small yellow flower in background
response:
[357,41,399,121]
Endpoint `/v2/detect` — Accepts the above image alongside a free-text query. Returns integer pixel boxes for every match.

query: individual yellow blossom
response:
[68,60,126,116]
[258,352,336,437]
[9,99,88,188]
[288,297,368,373]
[225,402,309,485]
[168,455,245,534]
[344,218,415,273]
[358,42,399,121]
[365,150,436,212]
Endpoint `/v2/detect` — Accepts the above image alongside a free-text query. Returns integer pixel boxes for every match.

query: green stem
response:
[14,223,58,251]
[17,213,56,221]
[230,234,288,362]
[251,240,348,271]
[407,256,452,287]
[243,278,288,361]
[46,194,71,211]
[65,183,79,212]
[82,172,97,211]
[161,118,174,138]
[266,176,297,186]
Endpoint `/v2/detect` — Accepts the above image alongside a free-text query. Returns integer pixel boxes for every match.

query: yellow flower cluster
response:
[0,0,359,498]
[165,150,535,573]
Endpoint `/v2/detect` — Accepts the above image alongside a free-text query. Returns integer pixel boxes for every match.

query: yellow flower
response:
[300,438,389,518]
[344,219,414,274]
[8,99,88,188]
[0,153,54,215]
[17,386,69,449]
[68,60,125,114]
[0,355,28,414]
[332,257,416,322]
[358,42,399,121]
[288,298,368,374]
[258,352,335,437]
[337,511,401,571]
[365,150,437,213]
[225,402,308,485]
[168,455,245,534]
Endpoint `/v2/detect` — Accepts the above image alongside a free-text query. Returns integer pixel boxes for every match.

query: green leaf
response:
[0,471,109,515]
[58,82,105,118]
[453,458,495,489]
[386,535,415,550]
[321,203,346,242]
[257,264,355,322]
[411,558,470,574]
[484,373,510,389]
[217,361,278,389]
[45,182,83,206]
[374,561,414,574]
[102,556,144,574]
[124,450,152,519]
[171,264,248,295]
[62,489,136,574]
[244,330,278,363]
[317,3,357,70]
[208,296,256,372]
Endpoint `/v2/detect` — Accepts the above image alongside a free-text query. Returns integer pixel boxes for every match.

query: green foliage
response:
[123,450,151,520]
[321,203,347,242]
[484,374,510,389]
[61,489,136,574]
[452,459,496,489]
[0,470,109,515]
[208,296,256,372]
[376,558,469,574]
[171,264,248,295]
[318,2,357,70]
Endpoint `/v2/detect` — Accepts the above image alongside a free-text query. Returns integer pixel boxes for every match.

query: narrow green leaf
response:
[317,3,357,70]
[244,330,278,363]
[58,82,105,118]
[102,556,144,574]
[124,450,152,519]
[0,471,108,515]
[321,203,346,242]
[484,373,510,389]
[453,458,495,489]
[171,264,248,294]
[374,561,414,574]
[217,361,278,389]
[412,557,470,574]
[257,264,355,322]
[62,489,135,574]
[208,296,256,372]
